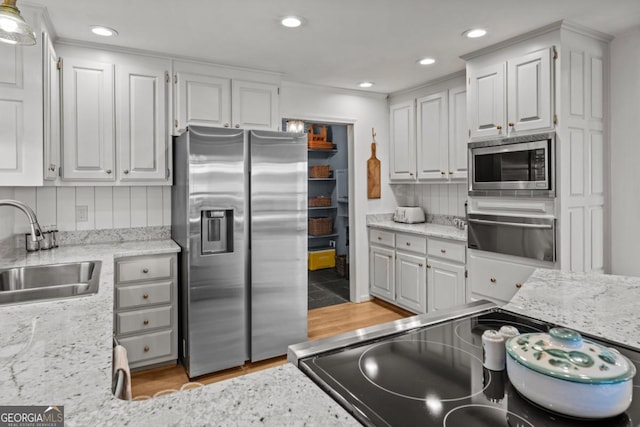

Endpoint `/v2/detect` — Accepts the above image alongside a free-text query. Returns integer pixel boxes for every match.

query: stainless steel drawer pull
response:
[144,346,150,352]
[468,218,553,229]
[142,268,149,273]
[143,293,149,299]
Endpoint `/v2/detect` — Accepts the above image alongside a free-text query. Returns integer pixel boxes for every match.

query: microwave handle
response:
[468,218,553,230]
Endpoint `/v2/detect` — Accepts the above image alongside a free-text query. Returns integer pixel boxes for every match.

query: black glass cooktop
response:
[300,309,640,427]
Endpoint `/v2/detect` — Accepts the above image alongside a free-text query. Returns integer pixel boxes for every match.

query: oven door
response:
[469,138,552,193]
[467,213,555,262]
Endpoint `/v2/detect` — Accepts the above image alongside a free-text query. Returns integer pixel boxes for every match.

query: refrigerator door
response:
[184,126,248,377]
[250,130,308,361]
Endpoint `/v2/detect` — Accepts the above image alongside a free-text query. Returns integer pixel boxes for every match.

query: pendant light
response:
[0,0,36,45]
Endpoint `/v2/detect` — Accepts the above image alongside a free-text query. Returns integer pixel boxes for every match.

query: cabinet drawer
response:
[396,233,426,254]
[116,256,173,283]
[468,252,536,303]
[370,229,395,248]
[428,238,465,264]
[119,330,173,364]
[116,281,172,310]
[116,306,172,335]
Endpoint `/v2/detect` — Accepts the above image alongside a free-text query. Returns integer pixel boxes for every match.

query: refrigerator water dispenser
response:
[201,210,233,254]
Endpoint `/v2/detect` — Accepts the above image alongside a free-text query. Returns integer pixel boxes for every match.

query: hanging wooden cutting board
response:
[367,142,381,199]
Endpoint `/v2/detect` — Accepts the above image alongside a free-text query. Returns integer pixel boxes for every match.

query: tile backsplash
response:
[0,186,172,237]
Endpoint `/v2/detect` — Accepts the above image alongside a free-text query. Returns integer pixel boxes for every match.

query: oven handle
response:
[467,218,553,229]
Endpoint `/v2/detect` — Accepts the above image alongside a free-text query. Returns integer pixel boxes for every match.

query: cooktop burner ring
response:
[453,318,546,349]
[442,404,535,427]
[358,339,491,402]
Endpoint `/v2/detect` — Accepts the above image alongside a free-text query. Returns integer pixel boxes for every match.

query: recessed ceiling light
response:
[417,57,436,66]
[463,28,487,38]
[90,26,118,37]
[281,16,303,28]
[359,82,374,88]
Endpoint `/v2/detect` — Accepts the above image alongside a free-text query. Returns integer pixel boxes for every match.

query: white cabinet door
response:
[427,259,465,312]
[118,62,169,182]
[507,47,553,135]
[369,245,395,302]
[468,63,506,140]
[174,72,231,134]
[43,32,60,181]
[0,29,43,186]
[448,86,467,181]
[396,251,426,313]
[231,80,279,130]
[389,100,416,181]
[416,91,448,181]
[62,58,115,181]
[467,250,536,304]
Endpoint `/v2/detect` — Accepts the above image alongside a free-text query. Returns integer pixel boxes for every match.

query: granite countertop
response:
[367,219,467,242]
[0,240,357,426]
[504,268,640,350]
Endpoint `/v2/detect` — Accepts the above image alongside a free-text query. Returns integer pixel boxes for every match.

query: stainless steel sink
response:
[0,261,101,305]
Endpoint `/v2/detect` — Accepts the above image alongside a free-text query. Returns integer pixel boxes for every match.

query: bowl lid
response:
[506,327,637,384]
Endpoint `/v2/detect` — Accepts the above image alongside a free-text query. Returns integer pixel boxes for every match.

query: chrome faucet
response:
[0,199,43,249]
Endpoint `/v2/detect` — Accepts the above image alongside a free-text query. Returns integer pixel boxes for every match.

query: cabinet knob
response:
[224,123,230,127]
[515,283,522,289]
[377,236,382,240]
[143,319,149,325]
[388,255,392,259]
[496,125,503,130]
[143,293,149,299]
[142,268,149,273]
[144,346,150,352]
[418,263,423,267]
[409,172,414,176]
[440,249,446,254]
[440,171,446,175]
[106,169,112,174]
[508,122,515,127]
[406,242,411,246]
[235,124,240,128]
[123,170,129,175]
[490,278,497,284]
[426,264,431,268]
[448,171,453,175]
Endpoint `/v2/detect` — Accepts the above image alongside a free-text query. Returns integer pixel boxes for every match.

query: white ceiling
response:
[29,0,640,94]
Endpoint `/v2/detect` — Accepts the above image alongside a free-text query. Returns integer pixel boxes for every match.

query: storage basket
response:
[308,217,333,236]
[308,196,332,207]
[307,125,334,149]
[309,165,331,178]
[336,255,348,278]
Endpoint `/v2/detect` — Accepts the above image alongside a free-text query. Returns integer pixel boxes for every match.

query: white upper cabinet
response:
[448,86,468,180]
[467,63,506,140]
[61,58,115,181]
[507,48,553,135]
[174,72,231,132]
[416,91,448,181]
[468,47,554,140]
[231,80,279,130]
[173,63,280,135]
[389,100,416,181]
[117,60,170,182]
[0,7,43,186]
[43,31,61,181]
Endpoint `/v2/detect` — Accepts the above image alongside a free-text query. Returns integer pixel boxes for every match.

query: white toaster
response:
[393,207,425,224]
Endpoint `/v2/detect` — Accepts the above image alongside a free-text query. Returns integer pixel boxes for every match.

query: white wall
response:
[280,82,393,302]
[610,26,640,276]
[0,186,171,236]
[392,183,467,217]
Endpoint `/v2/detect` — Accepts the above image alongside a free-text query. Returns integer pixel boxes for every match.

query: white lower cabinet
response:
[427,237,466,312]
[369,245,395,301]
[467,249,537,304]
[396,251,427,313]
[114,253,178,369]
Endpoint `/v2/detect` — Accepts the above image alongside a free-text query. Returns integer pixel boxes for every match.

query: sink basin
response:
[0,261,101,305]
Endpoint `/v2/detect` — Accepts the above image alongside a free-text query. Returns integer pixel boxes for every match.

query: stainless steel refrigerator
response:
[171,126,308,378]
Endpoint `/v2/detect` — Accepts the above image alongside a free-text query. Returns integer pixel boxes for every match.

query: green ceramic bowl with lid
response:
[505,327,636,418]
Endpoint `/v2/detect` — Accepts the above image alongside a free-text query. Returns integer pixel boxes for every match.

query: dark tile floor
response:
[308,268,350,310]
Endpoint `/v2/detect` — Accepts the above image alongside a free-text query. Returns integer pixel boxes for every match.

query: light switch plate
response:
[76,205,88,222]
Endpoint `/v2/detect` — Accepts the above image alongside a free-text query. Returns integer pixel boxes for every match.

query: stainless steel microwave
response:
[468,132,555,196]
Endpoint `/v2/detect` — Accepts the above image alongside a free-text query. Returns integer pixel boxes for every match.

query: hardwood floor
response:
[131,299,413,398]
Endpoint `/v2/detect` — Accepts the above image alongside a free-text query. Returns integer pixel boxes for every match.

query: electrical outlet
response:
[76,205,88,222]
